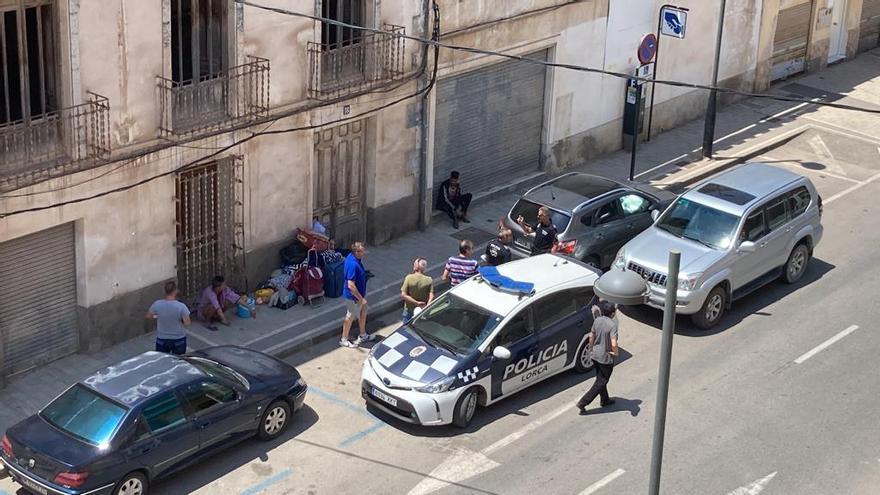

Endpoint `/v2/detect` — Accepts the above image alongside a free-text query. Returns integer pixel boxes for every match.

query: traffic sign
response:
[638,33,658,64]
[660,6,687,39]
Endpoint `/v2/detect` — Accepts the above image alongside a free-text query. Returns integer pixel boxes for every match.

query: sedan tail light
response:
[554,239,577,255]
[54,471,89,488]
[1,434,13,459]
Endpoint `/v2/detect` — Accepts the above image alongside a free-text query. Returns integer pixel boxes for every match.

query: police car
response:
[361,254,600,428]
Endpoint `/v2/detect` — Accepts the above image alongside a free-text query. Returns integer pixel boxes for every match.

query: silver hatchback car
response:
[612,163,823,329]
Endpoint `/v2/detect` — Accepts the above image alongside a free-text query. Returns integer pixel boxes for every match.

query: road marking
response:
[240,468,293,495]
[794,325,859,364]
[634,153,689,180]
[824,172,880,204]
[725,471,777,495]
[340,421,386,448]
[806,134,848,176]
[483,402,571,455]
[309,386,387,447]
[188,331,220,348]
[757,155,861,184]
[407,402,575,495]
[578,468,626,495]
[407,448,501,495]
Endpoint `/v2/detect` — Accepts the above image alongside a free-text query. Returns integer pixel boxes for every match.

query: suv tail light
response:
[554,240,577,255]
[1,434,13,459]
[55,471,89,488]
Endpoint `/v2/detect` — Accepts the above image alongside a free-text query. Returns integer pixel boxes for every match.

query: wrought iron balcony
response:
[159,56,270,136]
[308,24,406,100]
[0,93,111,192]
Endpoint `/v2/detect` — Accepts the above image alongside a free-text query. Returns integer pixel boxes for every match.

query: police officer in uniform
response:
[484,227,513,266]
[516,206,558,255]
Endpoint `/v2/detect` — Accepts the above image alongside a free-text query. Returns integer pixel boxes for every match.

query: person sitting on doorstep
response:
[436,170,473,229]
[196,275,245,329]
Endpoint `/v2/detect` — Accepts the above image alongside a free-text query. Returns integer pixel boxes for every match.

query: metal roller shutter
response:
[0,223,79,378]
[860,0,880,51]
[433,49,548,195]
[772,0,814,81]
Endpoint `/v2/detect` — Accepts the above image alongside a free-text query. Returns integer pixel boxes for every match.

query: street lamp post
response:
[593,251,681,495]
[702,0,727,158]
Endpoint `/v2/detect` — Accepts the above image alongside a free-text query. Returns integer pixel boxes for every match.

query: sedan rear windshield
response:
[40,384,127,446]
[509,199,572,232]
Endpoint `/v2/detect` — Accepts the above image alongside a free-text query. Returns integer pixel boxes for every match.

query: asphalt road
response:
[133,138,878,495]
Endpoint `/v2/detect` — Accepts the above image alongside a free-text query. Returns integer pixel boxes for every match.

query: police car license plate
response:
[372,387,398,407]
[20,476,48,495]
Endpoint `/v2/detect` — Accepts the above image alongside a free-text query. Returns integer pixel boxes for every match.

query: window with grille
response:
[321,0,365,50]
[170,0,228,84]
[0,0,57,127]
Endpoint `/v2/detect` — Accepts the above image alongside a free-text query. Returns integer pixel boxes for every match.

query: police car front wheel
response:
[575,340,594,373]
[453,388,480,428]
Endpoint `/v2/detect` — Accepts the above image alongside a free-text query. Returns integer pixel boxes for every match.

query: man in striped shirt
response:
[442,240,479,287]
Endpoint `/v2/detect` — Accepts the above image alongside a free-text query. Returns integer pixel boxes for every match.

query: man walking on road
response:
[400,257,434,322]
[442,240,479,287]
[340,242,376,348]
[146,281,191,355]
[577,300,619,412]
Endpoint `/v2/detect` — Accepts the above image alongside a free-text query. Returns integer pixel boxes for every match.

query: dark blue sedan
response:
[0,346,307,495]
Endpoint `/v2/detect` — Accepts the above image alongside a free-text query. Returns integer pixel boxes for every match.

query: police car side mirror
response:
[493,346,512,360]
[651,209,660,221]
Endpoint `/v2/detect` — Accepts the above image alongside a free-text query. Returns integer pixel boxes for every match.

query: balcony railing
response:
[0,93,111,192]
[159,56,270,137]
[308,24,406,100]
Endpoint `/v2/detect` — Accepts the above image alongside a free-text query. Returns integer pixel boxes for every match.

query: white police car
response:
[361,254,601,428]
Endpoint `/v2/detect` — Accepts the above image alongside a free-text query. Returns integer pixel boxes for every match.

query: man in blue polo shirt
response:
[340,242,377,348]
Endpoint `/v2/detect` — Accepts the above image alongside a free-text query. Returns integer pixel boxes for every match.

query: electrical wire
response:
[235,0,880,116]
[0,3,443,219]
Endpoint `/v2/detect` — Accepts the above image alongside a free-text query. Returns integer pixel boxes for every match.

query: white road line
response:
[824,171,880,204]
[578,468,626,495]
[794,325,859,364]
[634,153,689,180]
[482,402,572,455]
[758,155,861,184]
[188,331,220,348]
[726,471,777,495]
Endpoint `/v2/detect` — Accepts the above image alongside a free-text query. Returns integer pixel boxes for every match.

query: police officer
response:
[484,227,513,266]
[516,206,558,255]
[576,300,619,412]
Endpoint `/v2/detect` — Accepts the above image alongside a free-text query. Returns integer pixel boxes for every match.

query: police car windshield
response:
[409,293,502,355]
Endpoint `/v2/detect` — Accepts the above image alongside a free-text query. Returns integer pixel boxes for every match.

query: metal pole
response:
[647,5,666,142]
[702,0,727,158]
[629,82,642,182]
[647,250,680,495]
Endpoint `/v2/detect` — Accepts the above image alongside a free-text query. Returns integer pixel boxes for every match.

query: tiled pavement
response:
[2,49,878,434]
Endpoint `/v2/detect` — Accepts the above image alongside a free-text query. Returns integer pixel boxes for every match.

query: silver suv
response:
[612,163,824,329]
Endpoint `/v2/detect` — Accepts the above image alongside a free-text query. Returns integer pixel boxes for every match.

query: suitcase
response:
[296,228,331,252]
[323,260,345,298]
[291,266,324,306]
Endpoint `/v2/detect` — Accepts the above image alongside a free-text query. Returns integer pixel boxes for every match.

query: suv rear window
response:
[509,199,572,232]
[697,183,756,205]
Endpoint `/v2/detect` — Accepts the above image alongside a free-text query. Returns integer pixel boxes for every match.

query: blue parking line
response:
[308,386,373,418]
[339,421,386,448]
[240,468,292,495]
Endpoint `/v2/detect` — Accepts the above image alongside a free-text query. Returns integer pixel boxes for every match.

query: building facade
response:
[0,0,877,381]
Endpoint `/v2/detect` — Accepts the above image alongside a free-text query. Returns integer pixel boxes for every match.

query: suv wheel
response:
[783,244,810,284]
[691,285,726,329]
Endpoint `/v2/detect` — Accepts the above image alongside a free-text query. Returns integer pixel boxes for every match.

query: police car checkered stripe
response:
[457,366,479,383]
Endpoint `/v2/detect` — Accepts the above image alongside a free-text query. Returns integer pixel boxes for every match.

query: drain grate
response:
[450,226,497,245]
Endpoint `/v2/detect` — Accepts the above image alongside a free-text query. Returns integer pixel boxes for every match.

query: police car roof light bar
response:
[477,267,536,296]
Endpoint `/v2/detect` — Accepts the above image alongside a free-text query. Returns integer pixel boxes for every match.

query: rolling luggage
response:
[323,260,345,298]
[291,249,324,306]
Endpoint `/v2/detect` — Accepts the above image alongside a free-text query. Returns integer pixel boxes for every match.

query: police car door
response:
[531,287,595,376]
[488,307,537,400]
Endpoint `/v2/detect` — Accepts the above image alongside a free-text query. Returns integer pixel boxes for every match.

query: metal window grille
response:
[175,156,244,301]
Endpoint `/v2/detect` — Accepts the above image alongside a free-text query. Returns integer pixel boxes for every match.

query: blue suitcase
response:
[323,260,345,298]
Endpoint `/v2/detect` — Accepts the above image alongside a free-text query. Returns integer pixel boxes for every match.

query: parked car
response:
[0,347,307,495]
[613,162,823,329]
[362,254,601,428]
[504,172,675,268]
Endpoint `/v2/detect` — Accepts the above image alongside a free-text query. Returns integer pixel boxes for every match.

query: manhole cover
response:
[450,226,496,245]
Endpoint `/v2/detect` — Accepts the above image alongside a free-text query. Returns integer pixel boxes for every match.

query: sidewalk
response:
[2,49,877,435]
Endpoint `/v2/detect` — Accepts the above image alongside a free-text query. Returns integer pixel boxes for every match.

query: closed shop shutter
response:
[772,0,814,81]
[0,223,79,379]
[860,0,880,51]
[433,50,548,196]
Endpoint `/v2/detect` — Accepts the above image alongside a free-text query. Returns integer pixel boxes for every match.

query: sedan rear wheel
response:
[114,472,147,495]
[258,400,291,441]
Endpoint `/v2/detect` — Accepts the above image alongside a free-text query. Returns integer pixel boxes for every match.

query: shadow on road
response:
[619,258,835,336]
[578,397,642,417]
